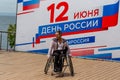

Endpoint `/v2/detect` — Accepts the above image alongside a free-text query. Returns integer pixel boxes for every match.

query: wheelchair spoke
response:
[44,56,54,74]
[66,55,74,76]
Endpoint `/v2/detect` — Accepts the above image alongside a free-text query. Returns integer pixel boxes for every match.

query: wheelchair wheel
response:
[66,55,74,76]
[44,56,53,74]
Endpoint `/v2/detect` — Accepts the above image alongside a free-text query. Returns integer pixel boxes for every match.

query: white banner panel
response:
[16,0,120,61]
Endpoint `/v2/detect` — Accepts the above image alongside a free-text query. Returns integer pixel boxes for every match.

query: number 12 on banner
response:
[47,1,69,23]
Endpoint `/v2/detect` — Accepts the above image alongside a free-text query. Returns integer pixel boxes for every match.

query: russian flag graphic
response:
[23,0,40,10]
[18,0,40,11]
[102,1,119,29]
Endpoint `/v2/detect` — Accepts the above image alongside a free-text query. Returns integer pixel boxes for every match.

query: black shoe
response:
[54,69,58,72]
[57,68,62,72]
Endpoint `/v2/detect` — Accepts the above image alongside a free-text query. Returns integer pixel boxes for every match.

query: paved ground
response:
[0,51,120,80]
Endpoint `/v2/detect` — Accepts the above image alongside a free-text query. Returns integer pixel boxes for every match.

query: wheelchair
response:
[44,52,74,76]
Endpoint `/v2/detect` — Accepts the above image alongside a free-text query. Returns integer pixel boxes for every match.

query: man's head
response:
[55,30,62,39]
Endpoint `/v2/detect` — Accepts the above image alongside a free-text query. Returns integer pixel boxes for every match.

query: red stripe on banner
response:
[71,45,107,51]
[35,28,108,44]
[36,37,40,44]
[102,13,118,29]
[71,49,94,56]
[36,34,55,44]
[23,4,39,10]
[17,11,34,15]
[32,42,34,47]
[32,37,35,48]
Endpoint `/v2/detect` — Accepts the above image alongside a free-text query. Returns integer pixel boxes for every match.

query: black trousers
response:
[53,47,68,72]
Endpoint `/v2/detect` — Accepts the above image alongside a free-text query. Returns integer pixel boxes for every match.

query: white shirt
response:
[57,42,64,50]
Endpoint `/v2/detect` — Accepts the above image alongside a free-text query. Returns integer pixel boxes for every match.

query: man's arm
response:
[64,41,70,55]
[47,40,54,58]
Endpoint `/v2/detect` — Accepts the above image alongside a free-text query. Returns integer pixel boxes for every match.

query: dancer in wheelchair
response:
[47,30,70,72]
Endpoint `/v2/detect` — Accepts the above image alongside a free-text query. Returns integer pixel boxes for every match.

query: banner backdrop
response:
[16,0,120,61]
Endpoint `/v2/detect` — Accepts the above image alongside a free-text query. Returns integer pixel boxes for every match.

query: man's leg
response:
[54,54,59,72]
[58,56,63,72]
[53,50,60,72]
[58,49,67,72]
